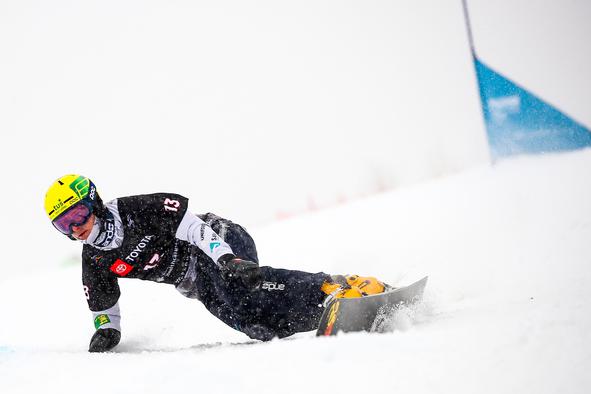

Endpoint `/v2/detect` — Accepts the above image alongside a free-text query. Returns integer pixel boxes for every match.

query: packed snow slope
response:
[1,149,591,394]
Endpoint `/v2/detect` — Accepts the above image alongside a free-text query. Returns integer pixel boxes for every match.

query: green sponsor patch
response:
[94,314,111,329]
[70,176,90,199]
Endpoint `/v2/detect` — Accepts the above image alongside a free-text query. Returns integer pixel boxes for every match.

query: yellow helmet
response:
[44,174,99,221]
[44,174,103,237]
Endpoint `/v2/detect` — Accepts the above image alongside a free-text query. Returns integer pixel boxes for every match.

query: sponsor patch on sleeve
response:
[94,314,111,329]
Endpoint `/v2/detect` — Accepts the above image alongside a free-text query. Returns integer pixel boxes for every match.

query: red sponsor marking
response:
[110,259,133,276]
[323,301,340,336]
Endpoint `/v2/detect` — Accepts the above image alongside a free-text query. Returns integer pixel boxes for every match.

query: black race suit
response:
[82,193,329,341]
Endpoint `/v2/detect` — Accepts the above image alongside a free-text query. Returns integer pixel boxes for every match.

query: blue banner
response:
[474,58,591,159]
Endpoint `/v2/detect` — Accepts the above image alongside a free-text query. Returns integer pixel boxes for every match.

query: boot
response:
[321,274,390,306]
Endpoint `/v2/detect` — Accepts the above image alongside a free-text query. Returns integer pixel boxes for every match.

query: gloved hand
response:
[89,328,121,353]
[218,254,262,289]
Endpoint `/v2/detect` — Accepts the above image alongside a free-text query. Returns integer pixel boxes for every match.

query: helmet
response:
[44,174,104,235]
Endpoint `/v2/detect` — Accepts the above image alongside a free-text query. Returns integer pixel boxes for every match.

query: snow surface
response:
[2,149,590,394]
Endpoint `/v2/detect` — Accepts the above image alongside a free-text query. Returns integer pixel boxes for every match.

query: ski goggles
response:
[52,201,93,235]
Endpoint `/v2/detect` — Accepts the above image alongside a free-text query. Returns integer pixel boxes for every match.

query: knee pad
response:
[242,324,276,341]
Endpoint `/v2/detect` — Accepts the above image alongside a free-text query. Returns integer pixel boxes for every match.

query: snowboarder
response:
[44,174,388,352]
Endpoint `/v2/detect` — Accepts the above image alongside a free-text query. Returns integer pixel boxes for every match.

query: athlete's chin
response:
[74,230,90,241]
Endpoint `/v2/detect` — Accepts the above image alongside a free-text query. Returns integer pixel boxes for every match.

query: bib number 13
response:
[164,198,180,212]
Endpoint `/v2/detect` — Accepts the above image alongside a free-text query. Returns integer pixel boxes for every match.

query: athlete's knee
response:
[241,324,277,341]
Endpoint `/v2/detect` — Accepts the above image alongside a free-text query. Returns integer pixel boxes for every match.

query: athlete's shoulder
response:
[82,243,114,262]
[82,243,98,259]
[114,193,189,233]
[116,193,188,212]
[117,192,188,203]
[81,244,113,276]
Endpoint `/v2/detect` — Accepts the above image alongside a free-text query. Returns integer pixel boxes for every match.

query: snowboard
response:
[316,276,428,336]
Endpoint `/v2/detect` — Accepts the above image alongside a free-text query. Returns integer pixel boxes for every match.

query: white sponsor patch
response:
[261,282,285,291]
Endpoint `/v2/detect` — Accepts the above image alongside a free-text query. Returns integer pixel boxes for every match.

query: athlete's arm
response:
[175,212,261,288]
[175,211,235,266]
[82,249,122,352]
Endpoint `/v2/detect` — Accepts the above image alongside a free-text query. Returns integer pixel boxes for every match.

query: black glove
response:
[89,328,121,353]
[218,254,262,289]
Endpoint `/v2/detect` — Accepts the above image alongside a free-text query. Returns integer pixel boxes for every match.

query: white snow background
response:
[1,1,591,393]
